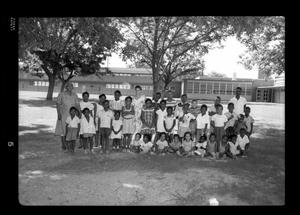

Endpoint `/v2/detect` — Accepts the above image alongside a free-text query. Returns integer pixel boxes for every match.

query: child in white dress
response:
[194,135,207,157]
[140,134,153,154]
[163,106,176,142]
[110,110,123,152]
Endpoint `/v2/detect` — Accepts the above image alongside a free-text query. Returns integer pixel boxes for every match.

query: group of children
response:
[64,90,254,159]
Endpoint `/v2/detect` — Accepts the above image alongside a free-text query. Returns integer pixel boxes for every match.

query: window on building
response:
[186,81,193,93]
[263,90,269,101]
[213,82,219,94]
[256,90,261,100]
[220,83,226,94]
[193,82,200,94]
[206,82,212,94]
[200,82,206,94]
[226,83,233,95]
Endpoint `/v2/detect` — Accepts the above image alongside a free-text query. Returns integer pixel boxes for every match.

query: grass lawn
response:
[18,91,285,205]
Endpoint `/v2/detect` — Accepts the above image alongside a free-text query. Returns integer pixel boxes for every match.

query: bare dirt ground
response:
[18,91,285,205]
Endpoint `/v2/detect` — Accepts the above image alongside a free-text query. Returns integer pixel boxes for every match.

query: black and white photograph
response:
[15,16,285,205]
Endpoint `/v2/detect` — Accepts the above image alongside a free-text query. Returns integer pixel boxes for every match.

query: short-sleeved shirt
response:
[131,139,144,146]
[66,115,81,128]
[174,102,189,117]
[236,134,249,150]
[178,112,196,128]
[244,115,254,132]
[110,99,124,111]
[196,112,210,129]
[182,140,195,152]
[140,141,153,152]
[224,112,238,129]
[229,96,247,115]
[211,114,228,127]
[95,103,104,117]
[156,140,169,150]
[98,109,114,128]
[196,141,207,149]
[166,99,178,110]
[156,109,168,132]
[141,108,155,125]
[80,116,96,134]
[189,106,201,118]
[164,115,176,130]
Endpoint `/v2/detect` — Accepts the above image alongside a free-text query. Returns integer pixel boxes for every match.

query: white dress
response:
[133,95,146,133]
[110,119,123,139]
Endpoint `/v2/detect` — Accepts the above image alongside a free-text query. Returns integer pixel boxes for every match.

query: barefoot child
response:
[218,135,229,159]
[122,96,136,152]
[189,99,201,141]
[155,100,167,142]
[94,94,106,149]
[65,107,80,153]
[227,134,239,159]
[80,108,96,154]
[178,103,196,140]
[110,110,123,152]
[236,128,250,157]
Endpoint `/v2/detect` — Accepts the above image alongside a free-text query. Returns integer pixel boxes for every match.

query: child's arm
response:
[65,123,68,138]
[170,119,176,131]
[249,122,253,136]
[117,125,123,134]
[77,123,80,138]
[210,120,215,129]
[131,106,135,115]
[98,117,100,132]
[93,103,97,125]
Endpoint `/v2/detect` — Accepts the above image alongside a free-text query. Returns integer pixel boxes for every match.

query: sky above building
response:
[105,36,259,79]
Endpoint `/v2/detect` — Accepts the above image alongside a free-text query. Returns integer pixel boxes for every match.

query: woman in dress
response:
[55,82,80,151]
[132,85,146,134]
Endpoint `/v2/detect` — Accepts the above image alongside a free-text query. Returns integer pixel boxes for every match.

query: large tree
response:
[118,17,253,96]
[237,16,285,77]
[19,17,123,100]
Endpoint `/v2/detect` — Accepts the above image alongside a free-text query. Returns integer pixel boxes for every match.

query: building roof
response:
[257,85,284,89]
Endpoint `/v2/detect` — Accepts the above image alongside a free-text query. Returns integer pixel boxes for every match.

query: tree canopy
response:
[19,17,123,100]
[237,16,285,77]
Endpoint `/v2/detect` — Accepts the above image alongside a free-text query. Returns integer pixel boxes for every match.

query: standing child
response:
[110,110,123,152]
[180,132,195,156]
[98,100,114,154]
[140,134,153,154]
[163,106,176,142]
[94,94,106,149]
[224,103,238,137]
[236,128,250,157]
[196,104,210,142]
[65,107,80,154]
[110,90,124,113]
[130,133,143,153]
[178,103,196,140]
[78,91,95,149]
[168,134,181,154]
[189,99,201,141]
[205,133,217,159]
[122,96,136,152]
[140,99,156,141]
[211,104,228,153]
[194,135,207,157]
[244,106,254,137]
[234,114,248,135]
[154,132,169,155]
[155,100,168,142]
[80,108,96,154]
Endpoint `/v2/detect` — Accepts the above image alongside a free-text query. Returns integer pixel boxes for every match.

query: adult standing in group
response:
[132,85,146,134]
[229,87,247,116]
[55,82,80,151]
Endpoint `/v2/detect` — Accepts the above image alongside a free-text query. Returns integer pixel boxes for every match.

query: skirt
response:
[123,117,135,134]
[83,133,94,138]
[66,127,78,141]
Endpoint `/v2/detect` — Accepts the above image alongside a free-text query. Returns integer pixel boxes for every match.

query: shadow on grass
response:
[19,99,56,108]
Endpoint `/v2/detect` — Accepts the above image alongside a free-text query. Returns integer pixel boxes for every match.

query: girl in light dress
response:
[110,110,123,152]
[122,96,136,152]
[65,106,80,154]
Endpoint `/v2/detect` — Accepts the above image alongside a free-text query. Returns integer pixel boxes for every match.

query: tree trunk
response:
[46,75,55,101]
[60,80,67,92]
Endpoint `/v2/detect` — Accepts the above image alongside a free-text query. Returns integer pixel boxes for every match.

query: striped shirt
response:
[141,108,155,125]
[110,99,124,111]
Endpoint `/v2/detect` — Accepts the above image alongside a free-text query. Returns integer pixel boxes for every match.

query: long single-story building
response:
[19,67,283,102]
